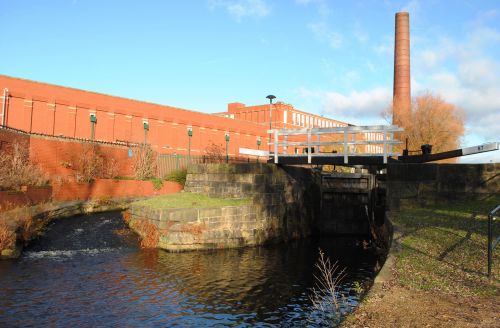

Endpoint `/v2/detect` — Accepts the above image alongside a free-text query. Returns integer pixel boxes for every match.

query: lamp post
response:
[187,127,193,164]
[143,121,149,144]
[225,133,230,163]
[89,114,97,140]
[266,95,276,156]
[257,136,261,163]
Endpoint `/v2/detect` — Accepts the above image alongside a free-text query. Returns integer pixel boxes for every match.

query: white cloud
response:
[407,9,500,149]
[208,0,271,21]
[296,86,392,124]
[308,21,343,48]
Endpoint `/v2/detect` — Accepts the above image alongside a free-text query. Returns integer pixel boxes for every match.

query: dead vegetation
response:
[309,248,348,325]
[0,220,16,251]
[133,144,156,180]
[204,142,225,163]
[75,144,118,182]
[0,140,47,191]
[0,207,45,253]
[124,213,159,249]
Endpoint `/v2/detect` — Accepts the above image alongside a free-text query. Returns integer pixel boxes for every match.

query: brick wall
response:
[52,179,182,201]
[0,128,134,181]
[29,135,134,181]
[0,75,269,156]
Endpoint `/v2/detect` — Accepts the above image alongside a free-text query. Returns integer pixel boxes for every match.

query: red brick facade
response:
[0,75,381,165]
[0,75,268,157]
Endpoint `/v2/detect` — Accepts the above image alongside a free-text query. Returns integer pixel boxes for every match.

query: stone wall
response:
[387,163,499,210]
[128,163,319,251]
[186,163,318,242]
[128,205,263,251]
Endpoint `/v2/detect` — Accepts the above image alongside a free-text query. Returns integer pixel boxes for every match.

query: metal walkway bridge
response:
[239,125,499,166]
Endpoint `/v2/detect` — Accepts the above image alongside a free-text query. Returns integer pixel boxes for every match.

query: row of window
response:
[289,111,344,128]
[365,132,385,141]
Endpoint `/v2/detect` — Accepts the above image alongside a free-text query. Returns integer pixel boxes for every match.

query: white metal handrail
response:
[267,125,404,164]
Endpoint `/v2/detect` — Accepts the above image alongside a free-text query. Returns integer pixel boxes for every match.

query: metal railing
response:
[488,204,500,278]
[156,154,253,177]
[268,125,404,164]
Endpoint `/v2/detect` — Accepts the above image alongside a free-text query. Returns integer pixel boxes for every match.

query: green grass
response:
[131,192,250,210]
[164,169,187,186]
[392,194,500,297]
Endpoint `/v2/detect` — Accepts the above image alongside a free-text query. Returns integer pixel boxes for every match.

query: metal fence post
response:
[488,204,500,278]
[307,130,312,164]
[274,129,279,164]
[488,211,493,278]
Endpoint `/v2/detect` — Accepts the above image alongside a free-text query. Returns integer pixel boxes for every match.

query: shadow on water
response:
[0,211,377,327]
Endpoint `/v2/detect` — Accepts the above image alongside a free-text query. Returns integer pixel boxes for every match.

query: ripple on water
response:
[0,212,378,327]
[23,247,120,260]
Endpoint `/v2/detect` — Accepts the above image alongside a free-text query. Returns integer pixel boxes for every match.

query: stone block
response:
[199,207,222,219]
[168,209,199,222]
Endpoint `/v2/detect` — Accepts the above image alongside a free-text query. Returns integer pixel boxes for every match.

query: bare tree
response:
[385,92,465,159]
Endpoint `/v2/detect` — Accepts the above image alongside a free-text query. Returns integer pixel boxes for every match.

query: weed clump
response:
[75,144,118,183]
[164,169,187,187]
[133,144,156,180]
[0,221,16,251]
[0,140,47,191]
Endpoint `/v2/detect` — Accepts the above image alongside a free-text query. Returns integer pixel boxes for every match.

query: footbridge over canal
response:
[239,124,498,166]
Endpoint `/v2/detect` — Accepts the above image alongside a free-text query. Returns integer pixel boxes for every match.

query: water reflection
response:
[0,212,376,327]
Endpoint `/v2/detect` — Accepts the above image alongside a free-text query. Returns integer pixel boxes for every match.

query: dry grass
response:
[76,144,119,182]
[133,144,157,180]
[18,214,41,244]
[0,140,47,191]
[0,220,16,251]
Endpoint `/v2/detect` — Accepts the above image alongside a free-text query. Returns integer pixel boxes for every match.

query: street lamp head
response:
[266,95,276,104]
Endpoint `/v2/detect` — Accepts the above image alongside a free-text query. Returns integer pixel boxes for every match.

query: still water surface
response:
[0,211,377,327]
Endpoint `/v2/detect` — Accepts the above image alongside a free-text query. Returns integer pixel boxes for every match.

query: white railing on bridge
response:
[267,125,404,164]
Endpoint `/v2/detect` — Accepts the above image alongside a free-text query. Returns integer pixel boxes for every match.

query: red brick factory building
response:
[0,74,356,159]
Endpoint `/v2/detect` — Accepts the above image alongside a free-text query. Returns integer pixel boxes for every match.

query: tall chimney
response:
[393,12,411,125]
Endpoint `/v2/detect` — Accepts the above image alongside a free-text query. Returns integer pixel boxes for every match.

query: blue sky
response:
[1,0,499,162]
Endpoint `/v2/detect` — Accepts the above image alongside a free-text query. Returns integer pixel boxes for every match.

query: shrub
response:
[204,142,225,163]
[75,144,119,183]
[0,140,47,191]
[151,177,164,190]
[133,144,156,180]
[0,221,16,251]
[164,169,187,187]
[309,248,347,325]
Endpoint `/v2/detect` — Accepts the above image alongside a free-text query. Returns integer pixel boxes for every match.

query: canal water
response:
[0,212,378,327]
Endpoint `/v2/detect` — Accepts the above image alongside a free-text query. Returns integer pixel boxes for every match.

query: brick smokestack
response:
[393,12,411,125]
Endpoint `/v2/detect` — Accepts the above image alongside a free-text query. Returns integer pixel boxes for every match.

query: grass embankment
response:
[344,195,500,327]
[131,192,250,210]
[395,195,499,296]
